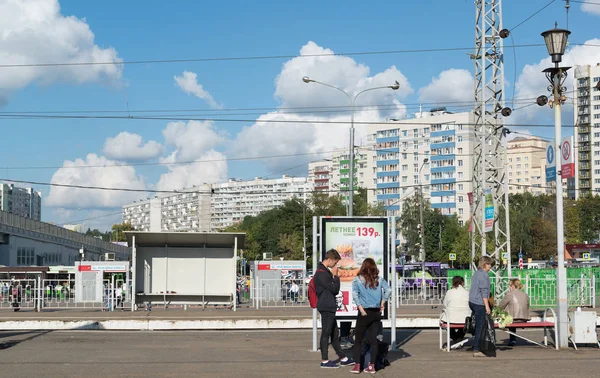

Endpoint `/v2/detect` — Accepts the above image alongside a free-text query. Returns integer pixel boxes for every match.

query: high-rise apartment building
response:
[0,183,41,220]
[373,110,476,225]
[122,176,312,232]
[574,64,600,196]
[210,176,312,229]
[506,136,548,195]
[308,147,377,205]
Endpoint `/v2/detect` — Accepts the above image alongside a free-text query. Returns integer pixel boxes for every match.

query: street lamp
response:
[302,77,400,216]
[419,158,429,285]
[536,25,570,348]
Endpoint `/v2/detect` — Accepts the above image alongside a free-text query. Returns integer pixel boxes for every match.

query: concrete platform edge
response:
[2,316,599,331]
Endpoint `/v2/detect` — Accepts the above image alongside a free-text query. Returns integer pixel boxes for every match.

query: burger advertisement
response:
[321,217,388,318]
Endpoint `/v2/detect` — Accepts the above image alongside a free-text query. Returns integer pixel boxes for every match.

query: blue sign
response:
[518,252,523,259]
[546,144,556,182]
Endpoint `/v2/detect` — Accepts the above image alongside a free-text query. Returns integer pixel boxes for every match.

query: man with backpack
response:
[313,249,354,369]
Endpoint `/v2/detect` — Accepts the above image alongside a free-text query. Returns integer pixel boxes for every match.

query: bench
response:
[439,307,558,352]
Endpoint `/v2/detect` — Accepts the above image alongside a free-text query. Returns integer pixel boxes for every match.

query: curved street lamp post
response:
[302,77,400,216]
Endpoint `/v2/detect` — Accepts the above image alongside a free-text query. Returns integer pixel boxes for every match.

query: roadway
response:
[0,329,599,377]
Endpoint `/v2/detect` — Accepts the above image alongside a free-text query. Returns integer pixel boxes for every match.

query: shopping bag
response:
[478,315,497,357]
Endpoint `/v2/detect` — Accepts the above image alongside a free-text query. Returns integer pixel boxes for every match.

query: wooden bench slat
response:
[441,321,554,329]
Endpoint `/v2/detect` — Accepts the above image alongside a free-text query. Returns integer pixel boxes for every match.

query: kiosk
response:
[126,232,245,310]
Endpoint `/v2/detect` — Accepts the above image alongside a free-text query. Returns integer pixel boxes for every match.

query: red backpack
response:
[308,269,326,308]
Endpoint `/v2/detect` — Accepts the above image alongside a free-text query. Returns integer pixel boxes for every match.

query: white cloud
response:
[581,2,600,15]
[233,41,412,170]
[512,39,600,129]
[46,154,146,208]
[103,132,163,161]
[155,120,228,190]
[174,71,220,108]
[0,0,122,99]
[162,120,225,162]
[156,150,228,191]
[418,69,474,104]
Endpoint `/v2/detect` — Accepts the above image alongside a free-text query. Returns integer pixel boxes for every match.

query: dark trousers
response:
[469,302,486,352]
[352,309,381,365]
[320,311,345,361]
[450,328,466,342]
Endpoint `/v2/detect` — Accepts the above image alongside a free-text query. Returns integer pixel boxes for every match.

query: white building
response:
[122,176,313,232]
[372,110,476,224]
[506,136,549,195]
[574,64,600,196]
[308,147,377,205]
[210,176,313,230]
[123,188,211,232]
[0,183,41,220]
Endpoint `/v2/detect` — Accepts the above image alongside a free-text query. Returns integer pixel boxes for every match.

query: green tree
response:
[111,222,134,242]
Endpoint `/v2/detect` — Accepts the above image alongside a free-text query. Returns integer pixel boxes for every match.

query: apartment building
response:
[0,183,42,220]
[307,160,332,192]
[210,176,312,229]
[506,136,548,195]
[373,110,476,225]
[574,64,600,196]
[308,147,377,205]
[122,176,312,232]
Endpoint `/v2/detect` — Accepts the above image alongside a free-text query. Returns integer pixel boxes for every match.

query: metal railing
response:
[254,278,309,308]
[397,275,596,308]
[0,279,38,309]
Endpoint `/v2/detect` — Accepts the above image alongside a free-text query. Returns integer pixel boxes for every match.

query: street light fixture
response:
[536,24,570,349]
[419,158,429,285]
[302,77,400,216]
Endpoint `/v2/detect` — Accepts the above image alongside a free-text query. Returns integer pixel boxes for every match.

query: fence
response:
[254,278,309,308]
[396,275,596,308]
[0,278,132,311]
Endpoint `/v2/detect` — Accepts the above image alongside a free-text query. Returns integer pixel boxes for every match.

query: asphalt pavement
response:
[0,329,599,378]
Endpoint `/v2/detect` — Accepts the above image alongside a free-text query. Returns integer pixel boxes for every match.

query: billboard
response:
[321,217,388,319]
[484,189,494,232]
[546,143,556,182]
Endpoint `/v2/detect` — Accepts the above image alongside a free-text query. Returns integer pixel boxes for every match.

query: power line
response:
[0,112,580,128]
[0,150,343,171]
[0,97,542,116]
[0,44,554,69]
[510,0,557,32]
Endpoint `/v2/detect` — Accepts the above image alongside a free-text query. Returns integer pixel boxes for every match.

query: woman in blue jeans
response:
[350,258,391,374]
[468,256,493,357]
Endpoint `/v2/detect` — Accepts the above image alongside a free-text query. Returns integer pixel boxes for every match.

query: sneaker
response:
[473,351,486,357]
[364,364,376,374]
[340,358,355,366]
[320,361,340,369]
[350,363,361,374]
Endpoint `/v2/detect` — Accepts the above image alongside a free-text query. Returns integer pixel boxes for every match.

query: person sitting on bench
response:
[499,278,530,347]
[441,276,471,344]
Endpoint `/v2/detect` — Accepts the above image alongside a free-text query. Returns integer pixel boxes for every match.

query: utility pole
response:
[471,0,512,284]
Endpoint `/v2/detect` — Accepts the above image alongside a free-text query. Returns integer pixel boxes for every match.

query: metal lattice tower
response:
[471,0,511,280]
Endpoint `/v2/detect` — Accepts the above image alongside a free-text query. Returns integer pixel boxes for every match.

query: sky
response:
[1,0,600,231]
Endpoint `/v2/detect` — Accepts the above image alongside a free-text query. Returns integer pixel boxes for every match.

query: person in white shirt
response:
[289,282,299,303]
[442,276,471,343]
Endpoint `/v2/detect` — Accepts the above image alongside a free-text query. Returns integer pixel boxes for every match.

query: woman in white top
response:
[442,276,471,342]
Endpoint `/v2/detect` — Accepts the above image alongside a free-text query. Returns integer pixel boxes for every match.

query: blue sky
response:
[1,0,600,230]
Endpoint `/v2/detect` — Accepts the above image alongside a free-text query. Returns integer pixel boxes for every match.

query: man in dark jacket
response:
[315,249,354,369]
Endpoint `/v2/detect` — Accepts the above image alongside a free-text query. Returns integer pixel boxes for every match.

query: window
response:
[413,175,419,182]
[16,247,35,266]
[459,209,464,216]
[402,176,408,183]
[525,164,529,168]
[458,124,463,130]
[402,153,407,159]
[595,114,600,119]
[594,95,600,101]
[458,172,464,179]
[458,160,463,167]
[595,105,600,110]
[458,184,464,191]
[402,164,408,171]
[413,128,419,136]
[458,148,463,154]
[525,156,529,161]
[458,196,464,203]
[457,136,463,143]
[516,157,521,162]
